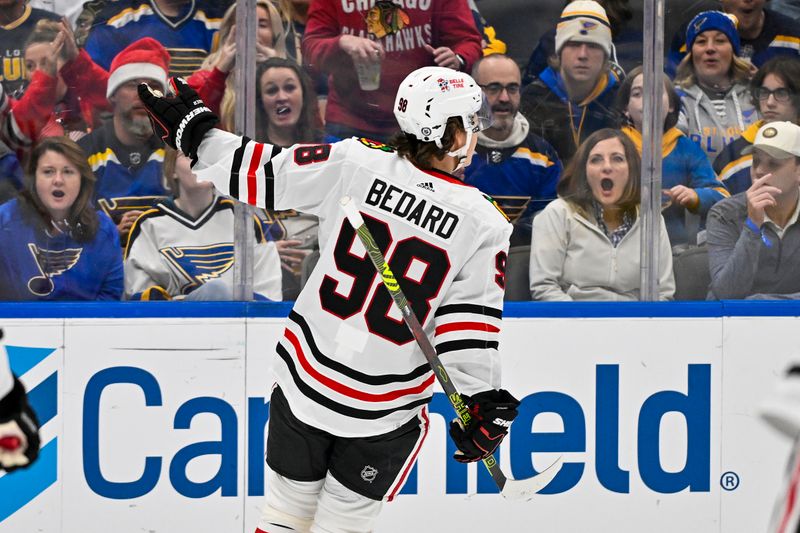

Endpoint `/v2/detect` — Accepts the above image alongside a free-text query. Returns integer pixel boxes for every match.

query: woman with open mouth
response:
[254,58,326,300]
[529,128,674,301]
[674,11,758,161]
[0,137,123,301]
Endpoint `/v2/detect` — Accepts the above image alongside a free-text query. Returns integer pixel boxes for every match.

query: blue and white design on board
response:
[0,344,58,521]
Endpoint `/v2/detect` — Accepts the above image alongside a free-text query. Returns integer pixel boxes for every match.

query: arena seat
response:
[505,245,532,301]
[672,245,710,301]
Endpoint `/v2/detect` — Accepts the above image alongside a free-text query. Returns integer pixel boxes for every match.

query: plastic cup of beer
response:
[355,56,382,91]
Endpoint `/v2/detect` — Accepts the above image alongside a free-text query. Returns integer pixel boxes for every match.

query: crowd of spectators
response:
[2,0,800,302]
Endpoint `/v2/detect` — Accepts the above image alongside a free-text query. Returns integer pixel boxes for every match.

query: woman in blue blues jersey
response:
[0,137,123,301]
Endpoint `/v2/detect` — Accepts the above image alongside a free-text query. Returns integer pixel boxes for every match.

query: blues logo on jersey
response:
[26,244,82,296]
[160,243,234,293]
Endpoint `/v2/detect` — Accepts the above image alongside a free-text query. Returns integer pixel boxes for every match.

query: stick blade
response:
[500,456,563,501]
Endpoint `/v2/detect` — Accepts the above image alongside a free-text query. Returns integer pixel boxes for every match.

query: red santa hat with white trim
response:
[106,37,170,98]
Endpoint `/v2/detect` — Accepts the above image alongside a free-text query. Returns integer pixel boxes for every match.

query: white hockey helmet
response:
[394,66,492,150]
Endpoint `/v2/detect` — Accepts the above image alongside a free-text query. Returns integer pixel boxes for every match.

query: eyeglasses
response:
[479,83,521,97]
[754,87,793,103]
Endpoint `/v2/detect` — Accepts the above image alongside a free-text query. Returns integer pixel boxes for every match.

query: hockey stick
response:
[339,196,562,501]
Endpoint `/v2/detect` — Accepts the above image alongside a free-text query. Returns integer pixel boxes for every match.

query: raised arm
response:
[137,77,349,214]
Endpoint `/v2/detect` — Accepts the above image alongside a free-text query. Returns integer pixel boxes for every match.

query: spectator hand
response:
[215,27,237,73]
[423,44,461,70]
[339,35,384,62]
[138,78,219,160]
[746,173,781,227]
[57,17,79,63]
[275,239,311,274]
[668,185,700,210]
[0,378,40,473]
[256,42,278,62]
[117,210,143,239]
[37,38,61,79]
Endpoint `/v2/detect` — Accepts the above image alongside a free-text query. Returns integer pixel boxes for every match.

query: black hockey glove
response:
[0,377,41,472]
[449,389,520,463]
[137,77,218,161]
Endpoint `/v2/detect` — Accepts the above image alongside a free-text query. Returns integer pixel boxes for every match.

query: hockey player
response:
[138,67,520,532]
[0,329,41,473]
[759,364,800,533]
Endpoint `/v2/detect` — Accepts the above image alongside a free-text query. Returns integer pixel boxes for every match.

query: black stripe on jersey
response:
[435,304,503,319]
[435,339,499,355]
[276,343,430,419]
[289,311,430,385]
[123,208,167,259]
[230,136,251,198]
[263,146,281,210]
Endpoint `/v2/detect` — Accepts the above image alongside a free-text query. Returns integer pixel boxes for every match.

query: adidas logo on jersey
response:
[416,181,435,192]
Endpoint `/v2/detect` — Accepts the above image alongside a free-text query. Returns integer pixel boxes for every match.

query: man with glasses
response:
[519,0,620,165]
[464,54,561,246]
[714,56,800,195]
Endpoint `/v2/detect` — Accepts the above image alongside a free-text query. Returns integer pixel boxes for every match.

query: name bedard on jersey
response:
[364,177,460,240]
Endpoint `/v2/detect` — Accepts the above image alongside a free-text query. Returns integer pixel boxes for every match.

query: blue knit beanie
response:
[685,11,741,56]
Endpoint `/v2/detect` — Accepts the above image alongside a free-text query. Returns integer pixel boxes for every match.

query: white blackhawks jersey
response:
[124,194,282,301]
[194,130,512,437]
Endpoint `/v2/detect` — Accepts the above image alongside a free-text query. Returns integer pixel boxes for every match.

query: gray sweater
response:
[706,193,800,299]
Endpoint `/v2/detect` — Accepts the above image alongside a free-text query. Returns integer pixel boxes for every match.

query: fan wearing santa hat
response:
[78,37,171,244]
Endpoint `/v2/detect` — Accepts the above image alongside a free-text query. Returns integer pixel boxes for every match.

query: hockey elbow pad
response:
[138,77,218,162]
[759,365,800,439]
[0,377,41,472]
[448,389,520,463]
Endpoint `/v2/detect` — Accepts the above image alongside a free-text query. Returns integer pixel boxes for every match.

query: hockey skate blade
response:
[500,455,563,501]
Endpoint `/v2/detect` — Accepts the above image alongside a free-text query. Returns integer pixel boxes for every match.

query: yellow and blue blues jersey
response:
[84,0,226,76]
[464,131,561,245]
[78,120,167,222]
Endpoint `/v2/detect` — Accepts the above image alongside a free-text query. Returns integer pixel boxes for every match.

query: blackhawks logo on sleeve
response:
[358,138,395,153]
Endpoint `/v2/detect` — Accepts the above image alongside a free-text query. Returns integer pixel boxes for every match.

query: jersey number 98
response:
[319,213,450,345]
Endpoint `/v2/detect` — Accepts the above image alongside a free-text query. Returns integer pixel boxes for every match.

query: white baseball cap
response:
[743,121,800,159]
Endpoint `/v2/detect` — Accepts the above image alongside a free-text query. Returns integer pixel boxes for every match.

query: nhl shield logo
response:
[361,465,378,483]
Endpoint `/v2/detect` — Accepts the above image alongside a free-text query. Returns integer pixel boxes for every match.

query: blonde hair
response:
[674,51,753,89]
[203,0,288,132]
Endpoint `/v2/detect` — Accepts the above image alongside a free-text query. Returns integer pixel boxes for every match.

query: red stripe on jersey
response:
[284,328,435,401]
[247,143,264,205]
[387,407,429,502]
[435,322,500,336]
[778,454,800,533]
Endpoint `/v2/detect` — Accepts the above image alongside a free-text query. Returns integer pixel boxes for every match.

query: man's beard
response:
[489,107,517,134]
[121,111,154,139]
